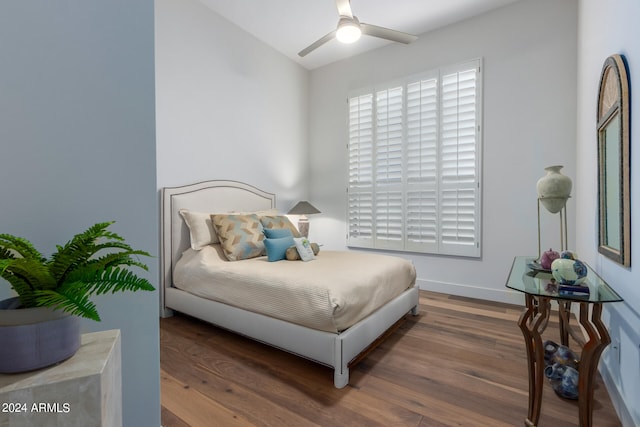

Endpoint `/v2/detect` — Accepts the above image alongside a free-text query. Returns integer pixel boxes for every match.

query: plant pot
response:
[0,297,81,374]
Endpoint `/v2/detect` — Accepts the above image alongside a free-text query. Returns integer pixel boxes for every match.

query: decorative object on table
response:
[597,54,631,267]
[527,259,551,273]
[551,257,588,286]
[540,248,560,270]
[537,166,572,213]
[287,201,321,238]
[559,249,578,260]
[0,222,154,373]
[543,280,558,294]
[543,340,580,400]
[536,165,572,262]
[557,284,590,297]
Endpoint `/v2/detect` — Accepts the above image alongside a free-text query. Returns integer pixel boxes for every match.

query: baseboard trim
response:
[416,278,525,306]
[600,361,636,427]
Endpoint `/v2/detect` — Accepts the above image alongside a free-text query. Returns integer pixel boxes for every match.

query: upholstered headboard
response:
[160,180,275,313]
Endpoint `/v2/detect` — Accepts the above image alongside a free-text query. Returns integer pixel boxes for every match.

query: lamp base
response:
[297,218,309,238]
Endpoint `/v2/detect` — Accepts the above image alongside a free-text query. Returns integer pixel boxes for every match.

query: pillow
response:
[231,208,278,217]
[260,215,301,238]
[286,242,321,261]
[264,236,295,262]
[179,209,276,250]
[211,214,265,261]
[293,237,315,261]
[179,209,219,249]
[263,228,293,239]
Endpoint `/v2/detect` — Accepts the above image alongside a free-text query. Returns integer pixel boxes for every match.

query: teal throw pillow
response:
[264,236,295,262]
[263,228,293,239]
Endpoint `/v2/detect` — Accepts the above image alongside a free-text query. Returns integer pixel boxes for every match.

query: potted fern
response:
[0,221,154,373]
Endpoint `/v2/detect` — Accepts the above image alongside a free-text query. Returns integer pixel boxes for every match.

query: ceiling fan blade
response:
[335,0,353,18]
[361,23,418,44]
[298,30,337,57]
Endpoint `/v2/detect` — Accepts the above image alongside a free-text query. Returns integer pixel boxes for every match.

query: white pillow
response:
[293,237,315,262]
[179,209,219,249]
[179,208,278,250]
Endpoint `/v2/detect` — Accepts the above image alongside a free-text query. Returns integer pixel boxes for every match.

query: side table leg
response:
[518,295,551,427]
[577,303,610,427]
[558,301,572,346]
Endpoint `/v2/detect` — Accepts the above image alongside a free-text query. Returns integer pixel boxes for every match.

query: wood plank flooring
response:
[160,291,621,426]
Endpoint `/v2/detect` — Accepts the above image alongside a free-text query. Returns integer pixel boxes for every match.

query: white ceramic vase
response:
[536,165,572,213]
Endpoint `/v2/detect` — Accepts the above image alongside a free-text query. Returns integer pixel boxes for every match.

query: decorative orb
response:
[560,250,578,260]
[551,258,587,285]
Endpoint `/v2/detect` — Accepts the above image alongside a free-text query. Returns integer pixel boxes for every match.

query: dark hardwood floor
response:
[160,291,621,426]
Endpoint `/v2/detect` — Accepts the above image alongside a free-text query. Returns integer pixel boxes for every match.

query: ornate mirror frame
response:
[597,54,630,266]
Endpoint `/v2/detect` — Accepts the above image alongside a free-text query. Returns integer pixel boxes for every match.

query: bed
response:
[161,180,420,388]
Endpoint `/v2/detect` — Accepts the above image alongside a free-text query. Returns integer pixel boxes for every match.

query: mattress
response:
[173,245,417,333]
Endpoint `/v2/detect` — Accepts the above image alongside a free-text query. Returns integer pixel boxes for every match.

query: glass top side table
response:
[505,256,623,427]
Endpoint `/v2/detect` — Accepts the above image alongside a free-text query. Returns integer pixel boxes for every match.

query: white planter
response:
[0,297,81,373]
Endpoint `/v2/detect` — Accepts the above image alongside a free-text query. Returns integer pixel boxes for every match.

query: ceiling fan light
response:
[336,18,361,44]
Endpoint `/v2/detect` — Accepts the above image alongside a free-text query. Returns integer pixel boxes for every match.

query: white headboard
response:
[160,180,275,313]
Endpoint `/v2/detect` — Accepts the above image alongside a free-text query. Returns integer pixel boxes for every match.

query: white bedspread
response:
[173,245,417,333]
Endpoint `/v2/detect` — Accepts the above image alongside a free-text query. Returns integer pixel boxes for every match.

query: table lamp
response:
[287,201,320,238]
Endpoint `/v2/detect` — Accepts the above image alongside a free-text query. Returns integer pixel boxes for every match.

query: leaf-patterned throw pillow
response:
[260,215,301,238]
[211,214,265,261]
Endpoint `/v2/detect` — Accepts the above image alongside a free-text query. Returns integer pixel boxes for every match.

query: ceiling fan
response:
[298,0,418,57]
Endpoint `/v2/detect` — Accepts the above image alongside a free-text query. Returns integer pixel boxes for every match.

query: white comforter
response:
[173,245,417,333]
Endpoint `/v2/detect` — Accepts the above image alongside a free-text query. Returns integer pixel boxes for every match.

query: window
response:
[347,59,482,257]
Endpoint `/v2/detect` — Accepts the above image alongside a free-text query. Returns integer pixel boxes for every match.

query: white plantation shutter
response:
[348,192,373,242]
[348,93,374,246]
[374,87,404,248]
[406,75,438,252]
[439,64,480,256]
[348,59,482,257]
[374,190,403,247]
[375,87,404,185]
[406,189,437,249]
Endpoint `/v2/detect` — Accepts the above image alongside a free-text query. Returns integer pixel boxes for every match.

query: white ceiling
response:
[198,0,522,70]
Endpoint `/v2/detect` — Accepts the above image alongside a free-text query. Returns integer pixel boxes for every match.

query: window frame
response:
[347,58,483,257]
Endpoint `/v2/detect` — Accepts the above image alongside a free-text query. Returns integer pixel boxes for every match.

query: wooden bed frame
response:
[160,180,419,388]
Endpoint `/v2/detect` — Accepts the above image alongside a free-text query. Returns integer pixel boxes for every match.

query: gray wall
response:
[0,1,160,426]
[155,0,310,211]
[576,1,640,425]
[308,0,578,304]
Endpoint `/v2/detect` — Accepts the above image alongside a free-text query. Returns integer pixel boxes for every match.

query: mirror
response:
[597,54,630,266]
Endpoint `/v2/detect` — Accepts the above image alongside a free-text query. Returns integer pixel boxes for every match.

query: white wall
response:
[155,0,310,210]
[0,1,160,426]
[308,0,578,304]
[576,1,640,425]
